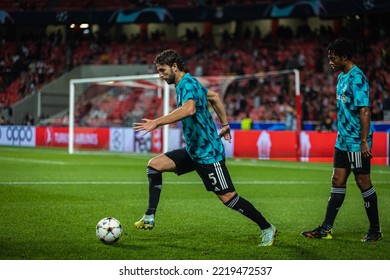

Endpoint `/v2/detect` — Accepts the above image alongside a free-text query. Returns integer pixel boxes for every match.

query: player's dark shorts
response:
[333,147,371,174]
[165,148,235,194]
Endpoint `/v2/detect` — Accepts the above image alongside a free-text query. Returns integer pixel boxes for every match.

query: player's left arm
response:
[354,73,372,158]
[134,100,196,135]
[359,106,372,158]
[206,89,231,142]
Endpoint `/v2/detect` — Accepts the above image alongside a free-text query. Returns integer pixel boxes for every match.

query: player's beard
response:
[164,69,176,85]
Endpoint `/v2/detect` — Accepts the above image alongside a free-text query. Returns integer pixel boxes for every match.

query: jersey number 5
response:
[208,173,217,185]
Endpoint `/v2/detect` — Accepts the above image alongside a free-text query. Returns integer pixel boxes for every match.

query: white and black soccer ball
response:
[96,217,123,244]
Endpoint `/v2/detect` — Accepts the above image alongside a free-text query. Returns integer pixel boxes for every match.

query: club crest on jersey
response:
[337,94,348,103]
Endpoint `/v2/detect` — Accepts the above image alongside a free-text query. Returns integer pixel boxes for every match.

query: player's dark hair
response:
[327,38,355,60]
[154,49,185,71]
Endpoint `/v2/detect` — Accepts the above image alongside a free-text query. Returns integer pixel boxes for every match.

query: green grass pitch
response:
[0,146,389,260]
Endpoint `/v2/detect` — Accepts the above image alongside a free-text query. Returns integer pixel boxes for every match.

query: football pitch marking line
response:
[0,181,328,185]
[1,180,390,185]
[229,160,390,174]
[0,157,65,165]
[0,157,133,167]
[1,156,389,175]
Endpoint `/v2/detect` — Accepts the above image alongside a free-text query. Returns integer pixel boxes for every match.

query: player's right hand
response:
[219,126,231,143]
[133,118,157,135]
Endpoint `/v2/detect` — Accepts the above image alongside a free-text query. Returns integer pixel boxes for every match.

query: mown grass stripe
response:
[1,180,389,185]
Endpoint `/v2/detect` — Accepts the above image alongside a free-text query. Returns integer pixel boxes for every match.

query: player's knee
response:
[147,157,156,167]
[354,174,372,190]
[218,191,236,204]
[147,155,176,172]
[355,176,363,186]
[331,174,345,186]
[147,157,163,171]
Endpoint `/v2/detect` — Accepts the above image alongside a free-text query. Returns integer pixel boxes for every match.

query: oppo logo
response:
[3,126,34,145]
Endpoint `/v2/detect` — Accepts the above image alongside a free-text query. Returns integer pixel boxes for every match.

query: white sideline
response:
[0,157,65,165]
[1,156,389,174]
[1,180,389,185]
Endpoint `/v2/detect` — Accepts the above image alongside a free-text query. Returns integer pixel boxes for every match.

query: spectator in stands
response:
[284,101,296,131]
[23,112,34,125]
[297,51,306,71]
[0,114,6,125]
[314,47,325,73]
[383,91,390,120]
[316,110,336,131]
[241,113,252,130]
[371,99,383,121]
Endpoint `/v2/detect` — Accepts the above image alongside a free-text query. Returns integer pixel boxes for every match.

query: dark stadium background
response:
[1,0,390,129]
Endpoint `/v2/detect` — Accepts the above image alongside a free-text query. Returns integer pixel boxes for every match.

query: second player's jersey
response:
[335,65,372,152]
[175,73,225,164]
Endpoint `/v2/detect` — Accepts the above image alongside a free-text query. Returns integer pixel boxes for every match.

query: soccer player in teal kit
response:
[133,49,277,246]
[301,38,382,242]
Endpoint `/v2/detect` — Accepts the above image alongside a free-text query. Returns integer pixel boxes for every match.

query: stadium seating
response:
[0,4,388,125]
[0,0,48,11]
[1,33,387,126]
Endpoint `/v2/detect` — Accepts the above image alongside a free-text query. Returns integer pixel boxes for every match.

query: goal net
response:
[68,74,169,154]
[68,70,301,158]
[199,69,304,161]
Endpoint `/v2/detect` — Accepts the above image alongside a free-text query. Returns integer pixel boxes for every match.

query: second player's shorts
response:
[165,148,235,194]
[333,147,371,174]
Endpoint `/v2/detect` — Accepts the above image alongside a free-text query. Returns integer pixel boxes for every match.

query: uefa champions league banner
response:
[109,127,135,153]
[108,127,191,153]
[2,1,390,25]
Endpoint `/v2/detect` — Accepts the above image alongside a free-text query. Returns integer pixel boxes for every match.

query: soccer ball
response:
[96,217,123,244]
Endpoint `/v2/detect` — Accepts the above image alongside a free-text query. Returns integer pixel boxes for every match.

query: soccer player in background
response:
[133,49,277,247]
[301,38,382,242]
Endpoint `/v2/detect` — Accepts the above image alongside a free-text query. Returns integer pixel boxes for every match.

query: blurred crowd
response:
[1,14,390,128]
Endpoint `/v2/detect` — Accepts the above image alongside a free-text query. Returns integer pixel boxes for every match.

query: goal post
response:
[293,69,302,161]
